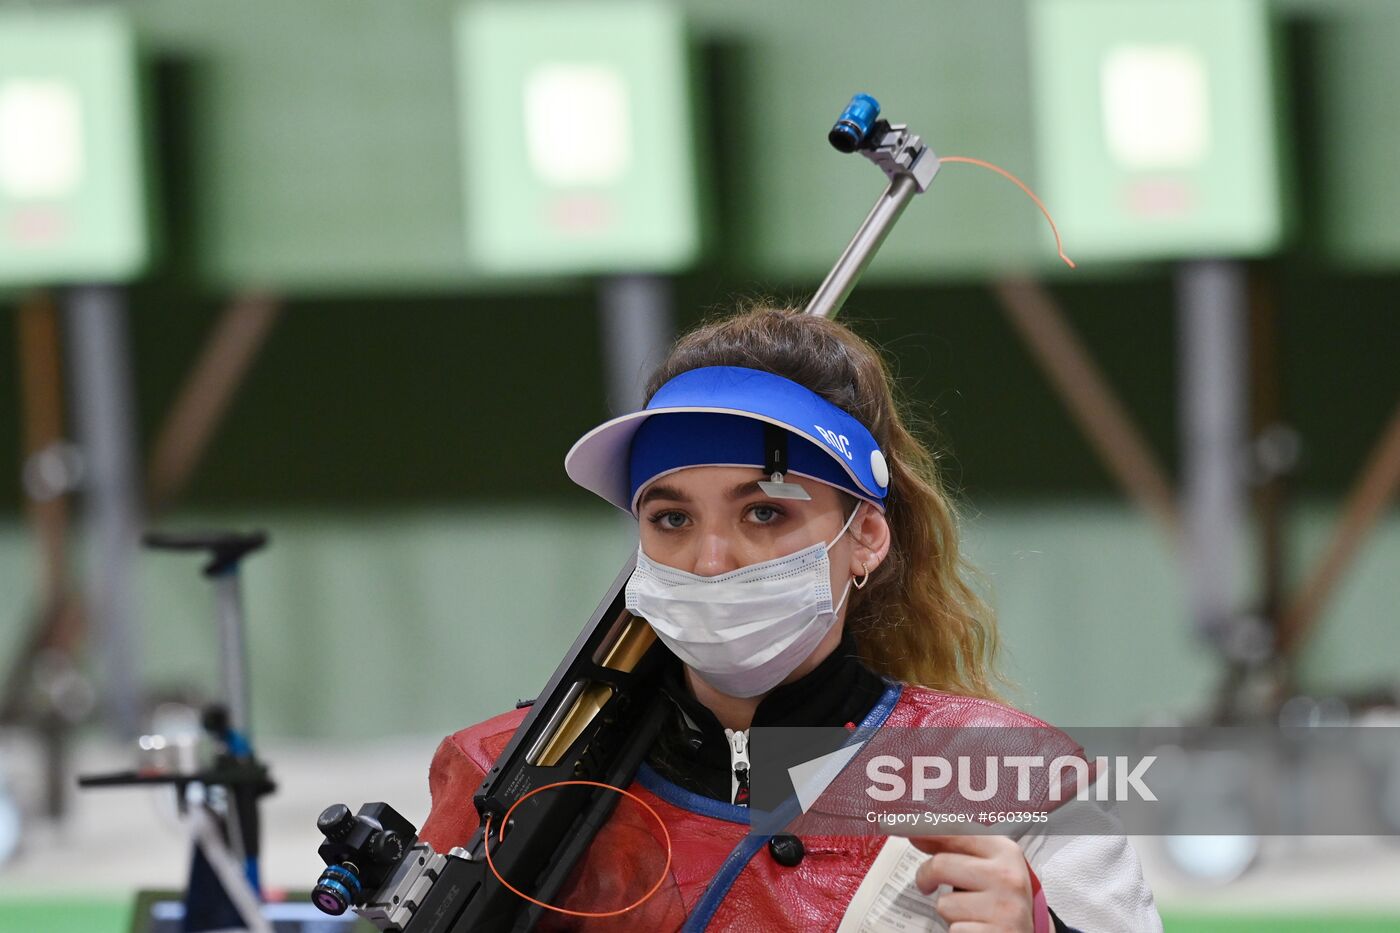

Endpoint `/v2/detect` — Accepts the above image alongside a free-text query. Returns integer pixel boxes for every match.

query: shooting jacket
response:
[422,660,1162,932]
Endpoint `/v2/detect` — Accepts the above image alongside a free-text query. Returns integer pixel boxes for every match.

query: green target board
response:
[0,9,149,284]
[1029,0,1284,260]
[454,1,700,275]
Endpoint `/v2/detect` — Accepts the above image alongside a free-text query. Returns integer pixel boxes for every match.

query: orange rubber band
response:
[482,779,673,919]
[939,156,1077,270]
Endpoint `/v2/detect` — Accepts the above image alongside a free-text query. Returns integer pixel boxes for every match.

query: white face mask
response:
[624,505,863,698]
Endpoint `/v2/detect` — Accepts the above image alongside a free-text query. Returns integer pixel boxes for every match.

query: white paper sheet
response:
[835,836,948,933]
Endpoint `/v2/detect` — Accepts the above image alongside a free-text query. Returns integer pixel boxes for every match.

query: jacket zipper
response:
[724,727,750,807]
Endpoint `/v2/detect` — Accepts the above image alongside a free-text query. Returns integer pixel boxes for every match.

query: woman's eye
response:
[747,504,782,524]
[651,511,689,530]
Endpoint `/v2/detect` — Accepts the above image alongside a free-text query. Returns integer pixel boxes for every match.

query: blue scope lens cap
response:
[828,93,881,152]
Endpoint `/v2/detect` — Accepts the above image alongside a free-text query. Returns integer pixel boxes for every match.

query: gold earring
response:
[853,561,870,589]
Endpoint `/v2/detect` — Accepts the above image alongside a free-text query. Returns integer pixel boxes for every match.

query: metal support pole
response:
[598,275,675,415]
[805,173,919,320]
[65,285,143,737]
[212,571,253,741]
[1177,261,1259,662]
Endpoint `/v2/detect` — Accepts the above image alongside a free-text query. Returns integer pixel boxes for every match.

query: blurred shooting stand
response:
[80,530,276,933]
[2,291,280,845]
[991,271,1400,724]
[1,287,146,833]
[0,3,286,847]
[1,293,92,838]
[804,92,1396,726]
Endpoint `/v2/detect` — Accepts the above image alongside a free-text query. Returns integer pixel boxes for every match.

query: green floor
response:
[1162,919,1400,932]
[1,900,128,933]
[4,900,1399,933]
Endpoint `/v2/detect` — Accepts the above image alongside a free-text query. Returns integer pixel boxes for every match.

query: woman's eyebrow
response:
[639,484,688,506]
[727,480,768,501]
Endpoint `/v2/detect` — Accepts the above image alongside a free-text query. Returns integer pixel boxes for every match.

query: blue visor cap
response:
[563,366,890,514]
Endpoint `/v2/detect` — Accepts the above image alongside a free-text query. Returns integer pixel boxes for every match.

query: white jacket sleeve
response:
[1018,773,1163,932]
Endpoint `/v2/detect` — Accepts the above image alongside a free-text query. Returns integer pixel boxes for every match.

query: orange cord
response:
[939,156,1076,270]
[482,779,673,918]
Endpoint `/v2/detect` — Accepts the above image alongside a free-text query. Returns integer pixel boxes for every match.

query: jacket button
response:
[767,834,805,867]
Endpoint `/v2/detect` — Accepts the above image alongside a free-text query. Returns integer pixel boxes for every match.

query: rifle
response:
[311,93,938,933]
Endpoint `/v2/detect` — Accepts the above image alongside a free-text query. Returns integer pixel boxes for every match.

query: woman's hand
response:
[912,834,1034,932]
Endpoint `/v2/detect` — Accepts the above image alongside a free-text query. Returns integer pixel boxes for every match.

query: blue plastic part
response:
[314,877,353,913]
[828,93,881,153]
[245,855,262,898]
[322,864,362,895]
[225,729,253,758]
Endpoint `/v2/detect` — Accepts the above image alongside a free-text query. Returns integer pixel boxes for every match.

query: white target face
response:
[523,64,633,187]
[0,78,84,199]
[1100,44,1210,171]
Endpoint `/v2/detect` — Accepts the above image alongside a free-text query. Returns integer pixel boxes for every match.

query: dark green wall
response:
[3,268,1397,513]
